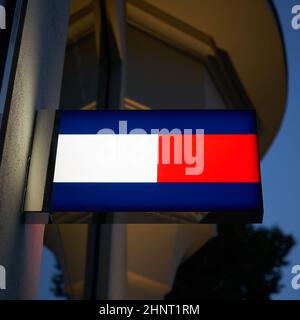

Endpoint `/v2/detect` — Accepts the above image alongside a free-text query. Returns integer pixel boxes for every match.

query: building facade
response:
[0,0,286,299]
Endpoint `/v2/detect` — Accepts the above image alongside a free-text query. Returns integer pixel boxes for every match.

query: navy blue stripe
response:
[50,183,263,212]
[58,110,257,135]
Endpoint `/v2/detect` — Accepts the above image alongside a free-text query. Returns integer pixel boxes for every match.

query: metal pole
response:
[84,0,126,300]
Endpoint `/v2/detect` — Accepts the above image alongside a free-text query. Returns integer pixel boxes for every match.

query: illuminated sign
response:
[46,110,263,222]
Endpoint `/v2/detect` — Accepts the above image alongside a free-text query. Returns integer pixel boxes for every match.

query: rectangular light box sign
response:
[45,110,263,222]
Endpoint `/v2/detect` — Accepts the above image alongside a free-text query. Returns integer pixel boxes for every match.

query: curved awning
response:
[134,0,287,157]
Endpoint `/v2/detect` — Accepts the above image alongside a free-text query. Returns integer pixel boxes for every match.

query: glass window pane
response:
[60,33,98,109]
[125,25,225,109]
[60,0,97,110]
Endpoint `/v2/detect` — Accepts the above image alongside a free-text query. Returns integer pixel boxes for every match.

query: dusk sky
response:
[261,0,300,300]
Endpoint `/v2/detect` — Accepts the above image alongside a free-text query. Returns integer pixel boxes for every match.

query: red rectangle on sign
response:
[157,134,260,183]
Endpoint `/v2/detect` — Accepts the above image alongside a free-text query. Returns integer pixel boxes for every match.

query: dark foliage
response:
[50,258,69,299]
[166,225,295,300]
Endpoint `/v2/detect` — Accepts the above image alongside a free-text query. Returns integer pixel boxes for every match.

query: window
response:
[60,0,97,109]
[126,25,225,109]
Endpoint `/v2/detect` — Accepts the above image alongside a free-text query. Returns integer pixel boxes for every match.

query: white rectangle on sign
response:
[53,134,159,183]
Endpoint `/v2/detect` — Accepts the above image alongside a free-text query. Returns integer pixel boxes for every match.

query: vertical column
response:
[0,0,70,299]
[84,0,127,300]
